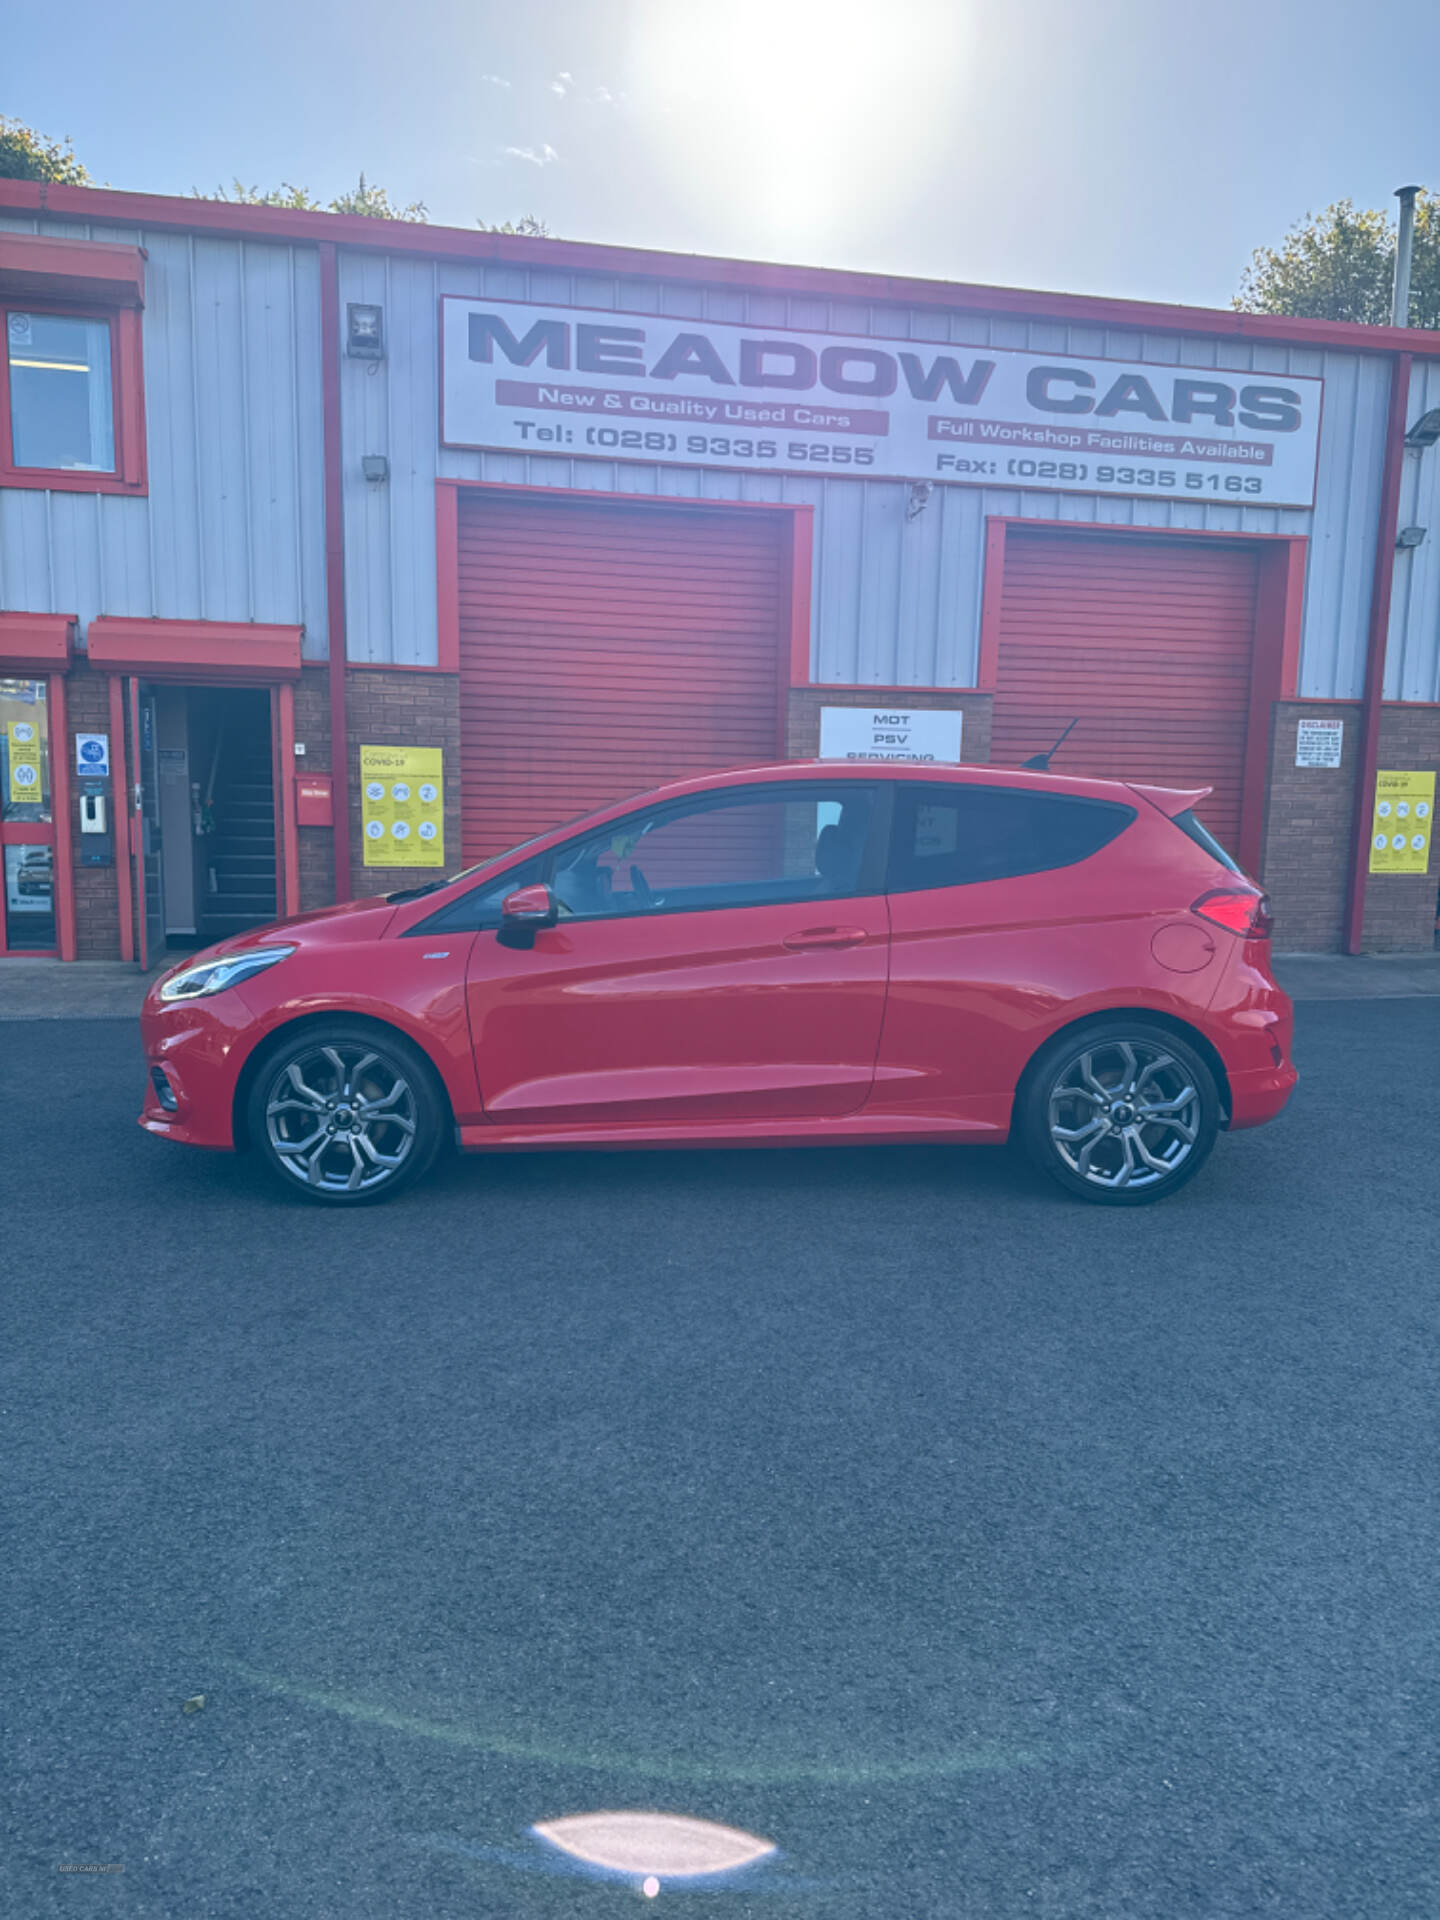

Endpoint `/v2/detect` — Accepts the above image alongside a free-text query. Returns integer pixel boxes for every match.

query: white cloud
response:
[550,71,574,95]
[501,144,560,167]
[480,73,511,88]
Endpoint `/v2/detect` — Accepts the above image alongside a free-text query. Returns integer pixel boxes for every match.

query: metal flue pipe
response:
[1393,185,1421,327]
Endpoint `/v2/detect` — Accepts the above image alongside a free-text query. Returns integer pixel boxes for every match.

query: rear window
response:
[887,783,1136,892]
[1170,808,1243,875]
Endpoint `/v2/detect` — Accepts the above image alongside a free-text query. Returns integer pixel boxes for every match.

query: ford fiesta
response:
[139,761,1295,1207]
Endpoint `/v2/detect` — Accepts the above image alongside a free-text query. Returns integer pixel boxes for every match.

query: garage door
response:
[990,530,1259,851]
[457,494,787,862]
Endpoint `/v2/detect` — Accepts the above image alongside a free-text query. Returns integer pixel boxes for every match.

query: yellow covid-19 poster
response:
[360,746,444,867]
[1368,770,1434,875]
[7,719,43,806]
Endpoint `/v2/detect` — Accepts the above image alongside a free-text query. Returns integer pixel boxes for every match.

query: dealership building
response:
[1,177,1438,966]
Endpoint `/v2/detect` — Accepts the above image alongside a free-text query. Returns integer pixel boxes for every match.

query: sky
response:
[7,0,1440,311]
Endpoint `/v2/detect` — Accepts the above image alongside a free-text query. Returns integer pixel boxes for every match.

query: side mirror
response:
[497,882,559,949]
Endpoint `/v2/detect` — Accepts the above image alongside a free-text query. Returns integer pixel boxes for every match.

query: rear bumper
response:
[1224,1060,1297,1131]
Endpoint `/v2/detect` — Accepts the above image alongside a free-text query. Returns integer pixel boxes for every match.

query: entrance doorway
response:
[136,685,278,953]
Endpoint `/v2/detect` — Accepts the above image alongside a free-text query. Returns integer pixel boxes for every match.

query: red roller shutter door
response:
[991,531,1259,849]
[457,495,786,863]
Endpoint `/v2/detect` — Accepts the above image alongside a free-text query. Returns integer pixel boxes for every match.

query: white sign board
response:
[74,732,109,777]
[819,706,963,764]
[1295,718,1344,768]
[441,298,1325,508]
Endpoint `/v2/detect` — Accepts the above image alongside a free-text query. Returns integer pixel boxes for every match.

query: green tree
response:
[1235,193,1440,327]
[195,173,428,221]
[201,180,323,209]
[477,215,550,236]
[0,115,91,184]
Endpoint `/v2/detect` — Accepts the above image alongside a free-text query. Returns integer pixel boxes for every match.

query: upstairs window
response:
[7,312,115,473]
[0,296,144,494]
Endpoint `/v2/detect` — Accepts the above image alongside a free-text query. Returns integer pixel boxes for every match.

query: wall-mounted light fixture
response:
[346,303,384,359]
[1396,524,1427,549]
[361,455,390,484]
[1403,408,1440,447]
[906,481,935,521]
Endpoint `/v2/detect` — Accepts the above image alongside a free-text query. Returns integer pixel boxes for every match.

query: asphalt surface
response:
[4,1001,1439,1918]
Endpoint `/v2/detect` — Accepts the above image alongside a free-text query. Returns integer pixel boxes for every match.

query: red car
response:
[138,761,1295,1207]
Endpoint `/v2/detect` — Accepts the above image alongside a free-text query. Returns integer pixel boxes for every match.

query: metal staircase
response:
[202,709,277,940]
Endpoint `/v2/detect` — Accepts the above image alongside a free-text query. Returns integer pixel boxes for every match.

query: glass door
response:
[1,676,56,954]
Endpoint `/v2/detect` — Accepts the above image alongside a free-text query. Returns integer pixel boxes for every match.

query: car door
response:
[875,778,1142,1129]
[460,780,891,1126]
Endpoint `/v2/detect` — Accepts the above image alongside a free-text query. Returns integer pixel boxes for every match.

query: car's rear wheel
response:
[247,1023,446,1205]
[1019,1020,1220,1206]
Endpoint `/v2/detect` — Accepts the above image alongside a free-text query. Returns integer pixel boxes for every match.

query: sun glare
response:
[632,0,966,253]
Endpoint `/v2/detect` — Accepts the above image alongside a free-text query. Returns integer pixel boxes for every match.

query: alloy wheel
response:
[264,1043,419,1193]
[1047,1038,1201,1191]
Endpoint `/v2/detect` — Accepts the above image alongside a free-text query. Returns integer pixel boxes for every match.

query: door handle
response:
[782,926,869,950]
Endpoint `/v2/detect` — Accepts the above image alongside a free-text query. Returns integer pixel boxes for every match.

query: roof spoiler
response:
[1126,781,1213,819]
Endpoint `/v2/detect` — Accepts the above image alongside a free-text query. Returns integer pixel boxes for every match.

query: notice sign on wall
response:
[7,719,42,804]
[441,297,1325,507]
[1295,718,1344,768]
[1368,769,1434,874]
[360,745,444,867]
[819,706,963,764]
[75,732,110,778]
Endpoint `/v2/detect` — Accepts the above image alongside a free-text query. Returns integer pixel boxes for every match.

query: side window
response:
[549,785,877,919]
[887,783,1135,891]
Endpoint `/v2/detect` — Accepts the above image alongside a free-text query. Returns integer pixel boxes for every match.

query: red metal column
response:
[318,241,352,905]
[48,671,76,960]
[127,675,147,972]
[1344,351,1412,954]
[106,673,134,964]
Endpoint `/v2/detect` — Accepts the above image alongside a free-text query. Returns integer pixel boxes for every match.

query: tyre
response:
[1018,1019,1220,1206]
[247,1023,447,1205]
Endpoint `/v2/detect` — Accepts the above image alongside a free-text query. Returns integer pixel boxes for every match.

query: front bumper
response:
[138,992,255,1150]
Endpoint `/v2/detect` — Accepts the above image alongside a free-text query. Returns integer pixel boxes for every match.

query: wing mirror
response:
[497,882,559,949]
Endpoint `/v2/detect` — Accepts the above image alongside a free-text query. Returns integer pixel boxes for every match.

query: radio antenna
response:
[1023,718,1079,771]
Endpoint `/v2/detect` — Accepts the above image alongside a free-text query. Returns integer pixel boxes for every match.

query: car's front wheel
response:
[1018,1020,1220,1205]
[247,1023,446,1204]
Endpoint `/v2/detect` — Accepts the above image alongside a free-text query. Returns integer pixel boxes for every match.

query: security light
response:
[346,303,384,359]
[361,455,390,483]
[1404,408,1440,447]
[1396,525,1427,549]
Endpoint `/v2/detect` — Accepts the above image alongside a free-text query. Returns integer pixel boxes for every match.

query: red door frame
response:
[0,668,75,960]
[977,516,1308,880]
[436,478,815,765]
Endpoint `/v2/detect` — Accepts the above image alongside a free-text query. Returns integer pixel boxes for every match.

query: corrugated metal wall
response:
[1,213,1436,702]
[0,215,327,656]
[1387,354,1440,701]
[338,251,1419,699]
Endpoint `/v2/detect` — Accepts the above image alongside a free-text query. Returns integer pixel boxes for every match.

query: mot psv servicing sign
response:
[440,298,1324,508]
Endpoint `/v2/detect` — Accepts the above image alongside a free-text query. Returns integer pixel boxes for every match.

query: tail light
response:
[1191,888,1274,939]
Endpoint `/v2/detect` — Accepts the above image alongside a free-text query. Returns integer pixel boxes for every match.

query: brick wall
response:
[343,669,461,900]
[1259,702,1362,952]
[63,665,124,960]
[786,687,993,762]
[1261,700,1439,953]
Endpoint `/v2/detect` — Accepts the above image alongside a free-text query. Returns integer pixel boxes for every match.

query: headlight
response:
[158,945,296,1002]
